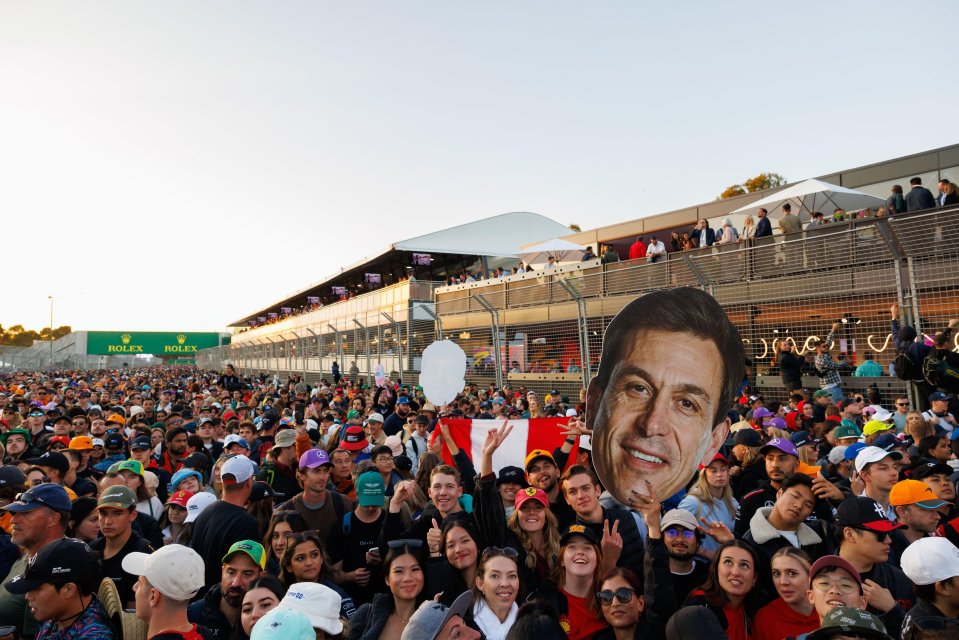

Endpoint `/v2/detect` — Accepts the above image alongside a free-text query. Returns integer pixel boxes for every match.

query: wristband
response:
[565,437,576,445]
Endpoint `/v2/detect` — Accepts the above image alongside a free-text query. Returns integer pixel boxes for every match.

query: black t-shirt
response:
[91,532,154,605]
[327,509,386,604]
[190,500,261,587]
[672,559,710,604]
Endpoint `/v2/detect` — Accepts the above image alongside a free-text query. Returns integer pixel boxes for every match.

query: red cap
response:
[514,487,548,511]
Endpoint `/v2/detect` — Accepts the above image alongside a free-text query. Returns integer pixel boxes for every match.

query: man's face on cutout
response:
[588,328,728,505]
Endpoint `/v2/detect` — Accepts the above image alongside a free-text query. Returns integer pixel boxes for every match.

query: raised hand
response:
[560,416,592,438]
[600,518,623,574]
[482,419,513,457]
[699,517,734,545]
[426,518,443,557]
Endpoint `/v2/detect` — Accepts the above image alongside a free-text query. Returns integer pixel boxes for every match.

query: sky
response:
[2,1,957,333]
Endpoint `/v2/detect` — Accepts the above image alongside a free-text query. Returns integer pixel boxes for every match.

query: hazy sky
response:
[2,1,956,333]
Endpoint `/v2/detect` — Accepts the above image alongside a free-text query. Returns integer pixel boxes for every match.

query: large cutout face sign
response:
[420,340,467,407]
[585,287,745,507]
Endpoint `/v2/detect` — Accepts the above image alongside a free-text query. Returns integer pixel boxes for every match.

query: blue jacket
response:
[755,216,773,238]
[690,226,715,247]
[906,186,936,211]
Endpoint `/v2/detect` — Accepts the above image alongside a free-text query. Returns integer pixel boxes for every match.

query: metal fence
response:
[0,344,152,373]
[203,207,959,404]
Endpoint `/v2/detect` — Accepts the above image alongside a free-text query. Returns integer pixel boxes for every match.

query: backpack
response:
[923,351,959,388]
[894,348,921,381]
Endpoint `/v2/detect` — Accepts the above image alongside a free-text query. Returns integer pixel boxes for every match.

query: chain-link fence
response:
[202,207,959,404]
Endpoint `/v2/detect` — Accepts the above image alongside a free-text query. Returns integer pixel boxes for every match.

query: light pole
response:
[48,296,54,371]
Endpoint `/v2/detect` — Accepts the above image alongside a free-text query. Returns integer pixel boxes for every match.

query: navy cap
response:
[790,431,820,448]
[130,436,153,451]
[872,433,901,452]
[0,466,26,489]
[911,461,954,481]
[930,392,954,402]
[104,432,125,449]
[5,538,98,594]
[2,483,71,513]
[733,429,762,447]
[496,466,528,487]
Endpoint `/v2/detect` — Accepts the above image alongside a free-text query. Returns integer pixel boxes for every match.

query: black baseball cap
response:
[0,466,26,489]
[836,497,904,533]
[911,461,954,481]
[130,436,153,451]
[6,538,99,594]
[733,429,762,447]
[26,451,69,475]
[104,432,125,449]
[560,523,600,546]
[496,466,528,487]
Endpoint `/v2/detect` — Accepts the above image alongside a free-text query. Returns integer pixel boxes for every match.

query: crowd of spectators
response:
[3,323,959,640]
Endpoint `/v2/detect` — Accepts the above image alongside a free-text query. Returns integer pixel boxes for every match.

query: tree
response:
[718,172,787,200]
[569,223,582,232]
[0,325,72,347]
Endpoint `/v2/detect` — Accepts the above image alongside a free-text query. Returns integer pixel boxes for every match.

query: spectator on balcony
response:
[886,185,907,215]
[738,215,756,243]
[680,233,695,250]
[647,236,667,263]
[778,203,802,235]
[581,246,596,261]
[807,211,827,226]
[938,179,951,207]
[628,237,646,261]
[669,232,681,252]
[715,219,738,245]
[691,219,715,248]
[906,177,936,211]
[754,208,772,238]
[601,245,619,264]
[942,180,959,206]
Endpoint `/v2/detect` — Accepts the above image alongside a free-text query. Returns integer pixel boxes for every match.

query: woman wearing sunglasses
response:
[474,422,562,598]
[349,541,426,640]
[465,547,521,640]
[754,547,817,640]
[595,567,646,640]
[279,531,356,621]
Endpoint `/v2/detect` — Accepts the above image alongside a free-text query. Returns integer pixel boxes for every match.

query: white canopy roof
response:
[391,211,570,258]
[517,237,586,264]
[731,178,885,217]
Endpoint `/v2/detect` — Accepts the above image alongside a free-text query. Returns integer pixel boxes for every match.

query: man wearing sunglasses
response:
[657,509,709,604]
[0,484,71,639]
[836,497,914,635]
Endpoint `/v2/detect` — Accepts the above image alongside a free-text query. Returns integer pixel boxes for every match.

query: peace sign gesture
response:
[601,519,623,574]
[483,418,513,456]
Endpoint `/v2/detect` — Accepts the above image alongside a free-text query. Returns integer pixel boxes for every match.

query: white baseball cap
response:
[579,435,591,451]
[221,455,256,485]
[565,408,578,417]
[280,582,343,634]
[901,537,959,585]
[367,412,384,423]
[121,544,205,601]
[223,434,250,450]
[184,491,217,523]
[854,445,902,475]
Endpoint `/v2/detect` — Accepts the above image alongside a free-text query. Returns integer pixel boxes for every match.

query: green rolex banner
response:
[86,332,225,355]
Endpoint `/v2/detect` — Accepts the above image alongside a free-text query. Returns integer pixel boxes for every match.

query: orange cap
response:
[890,479,948,509]
[524,449,556,472]
[69,436,94,451]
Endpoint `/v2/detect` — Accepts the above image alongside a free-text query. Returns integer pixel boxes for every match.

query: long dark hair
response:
[382,541,427,609]
[701,540,764,616]
[278,531,332,589]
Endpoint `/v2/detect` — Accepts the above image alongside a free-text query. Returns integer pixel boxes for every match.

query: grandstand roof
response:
[230,211,570,326]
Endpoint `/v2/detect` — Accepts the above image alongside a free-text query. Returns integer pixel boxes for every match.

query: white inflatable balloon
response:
[419,340,467,406]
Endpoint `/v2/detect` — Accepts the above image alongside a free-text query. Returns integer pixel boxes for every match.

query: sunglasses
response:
[482,546,518,560]
[29,412,44,417]
[387,538,424,550]
[852,526,889,543]
[597,587,636,606]
[664,528,696,540]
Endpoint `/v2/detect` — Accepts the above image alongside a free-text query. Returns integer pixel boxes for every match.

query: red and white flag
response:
[436,418,579,471]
